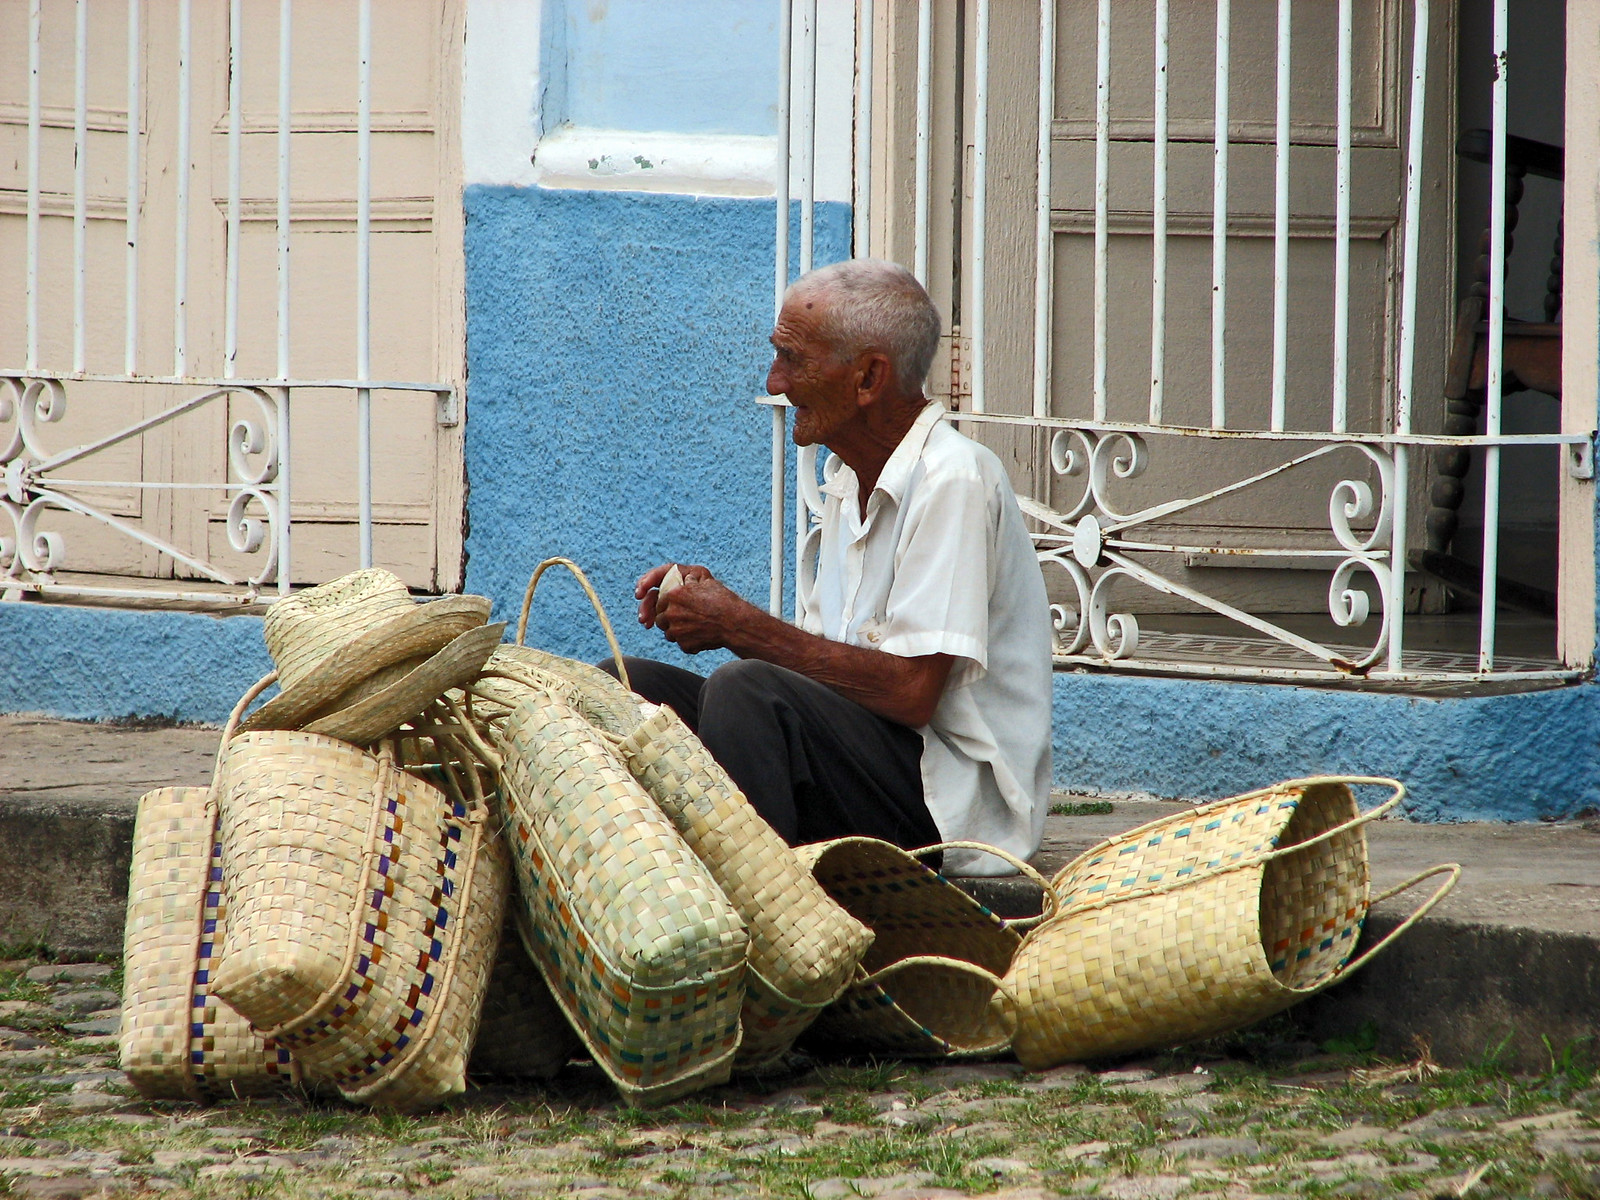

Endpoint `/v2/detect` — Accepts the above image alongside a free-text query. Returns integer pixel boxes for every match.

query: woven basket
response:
[120,782,300,1101]
[468,907,583,1080]
[616,704,875,1068]
[1007,776,1460,1069]
[795,838,1049,1059]
[495,689,748,1104]
[489,556,748,1104]
[212,696,510,1109]
[476,645,642,739]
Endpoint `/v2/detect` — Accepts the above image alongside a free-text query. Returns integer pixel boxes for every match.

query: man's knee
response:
[703,659,790,711]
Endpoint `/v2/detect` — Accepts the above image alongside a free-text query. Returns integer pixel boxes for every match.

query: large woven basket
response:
[796,838,1048,1059]
[1007,777,1460,1069]
[212,703,510,1109]
[494,688,748,1104]
[616,704,875,1068]
[120,782,300,1101]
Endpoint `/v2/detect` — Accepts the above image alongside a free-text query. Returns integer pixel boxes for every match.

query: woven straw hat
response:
[240,568,498,742]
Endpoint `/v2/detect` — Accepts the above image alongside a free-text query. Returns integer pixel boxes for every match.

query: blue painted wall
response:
[0,603,271,725]
[461,184,851,673]
[1051,672,1600,821]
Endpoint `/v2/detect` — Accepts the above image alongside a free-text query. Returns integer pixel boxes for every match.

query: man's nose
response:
[766,360,785,396]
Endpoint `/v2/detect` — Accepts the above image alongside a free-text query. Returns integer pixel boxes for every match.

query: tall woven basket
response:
[617,704,875,1068]
[488,558,749,1105]
[796,838,1049,1059]
[120,783,300,1101]
[1007,777,1460,1069]
[494,687,748,1104]
[211,700,510,1109]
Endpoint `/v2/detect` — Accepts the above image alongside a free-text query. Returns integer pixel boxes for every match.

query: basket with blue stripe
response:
[1007,776,1459,1069]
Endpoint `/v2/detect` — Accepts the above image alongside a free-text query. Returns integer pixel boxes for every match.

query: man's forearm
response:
[721,602,950,728]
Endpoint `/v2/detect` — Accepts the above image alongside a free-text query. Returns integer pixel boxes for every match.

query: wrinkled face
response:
[766,295,860,448]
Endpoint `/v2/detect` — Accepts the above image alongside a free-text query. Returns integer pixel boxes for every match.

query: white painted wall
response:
[462,0,855,201]
[461,0,546,187]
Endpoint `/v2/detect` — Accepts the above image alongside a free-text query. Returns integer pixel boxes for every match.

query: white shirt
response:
[797,403,1054,876]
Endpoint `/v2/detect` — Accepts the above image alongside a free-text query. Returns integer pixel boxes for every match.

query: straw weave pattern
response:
[121,787,300,1102]
[493,694,748,1104]
[796,839,1020,1058]
[213,730,508,1109]
[1009,781,1371,1068]
[617,705,873,1066]
[484,646,641,736]
[264,569,414,692]
[467,908,582,1080]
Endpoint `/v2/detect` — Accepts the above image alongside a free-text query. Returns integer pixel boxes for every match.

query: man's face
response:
[766,296,860,448]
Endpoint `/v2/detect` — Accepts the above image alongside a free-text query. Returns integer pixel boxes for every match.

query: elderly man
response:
[608,258,1052,875]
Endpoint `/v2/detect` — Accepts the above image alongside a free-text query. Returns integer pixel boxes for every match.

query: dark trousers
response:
[599,656,941,850]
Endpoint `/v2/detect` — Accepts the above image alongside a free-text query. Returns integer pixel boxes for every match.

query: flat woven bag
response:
[211,685,510,1110]
[488,558,749,1105]
[795,838,1053,1059]
[616,704,875,1068]
[1006,777,1460,1069]
[121,785,300,1101]
[467,908,583,1080]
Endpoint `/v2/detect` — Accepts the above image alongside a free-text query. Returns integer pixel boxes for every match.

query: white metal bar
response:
[1269,0,1291,432]
[795,0,818,587]
[970,0,990,413]
[356,0,373,569]
[277,0,292,380]
[854,0,873,258]
[799,0,817,274]
[27,0,41,374]
[173,0,192,377]
[277,386,291,594]
[225,0,243,380]
[912,0,933,285]
[0,371,458,393]
[1092,0,1110,422]
[1149,0,1168,424]
[1388,0,1430,674]
[937,408,1584,449]
[73,0,89,375]
[1210,0,1230,429]
[1332,0,1353,432]
[771,0,793,617]
[1032,0,1056,419]
[1479,0,1509,670]
[125,0,140,375]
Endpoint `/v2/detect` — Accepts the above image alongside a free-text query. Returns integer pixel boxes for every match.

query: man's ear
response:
[856,352,892,406]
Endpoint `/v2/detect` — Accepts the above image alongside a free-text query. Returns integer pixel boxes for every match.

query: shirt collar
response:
[818,403,947,504]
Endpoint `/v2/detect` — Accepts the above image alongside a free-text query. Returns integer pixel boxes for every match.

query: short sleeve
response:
[876,466,994,686]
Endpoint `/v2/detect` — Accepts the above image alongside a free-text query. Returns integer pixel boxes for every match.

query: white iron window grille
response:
[1,0,462,609]
[766,0,1596,689]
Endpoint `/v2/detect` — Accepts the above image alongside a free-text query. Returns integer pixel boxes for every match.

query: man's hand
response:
[633,562,955,728]
[654,569,759,655]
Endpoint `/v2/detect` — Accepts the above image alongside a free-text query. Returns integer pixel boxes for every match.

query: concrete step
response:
[2,714,1596,1073]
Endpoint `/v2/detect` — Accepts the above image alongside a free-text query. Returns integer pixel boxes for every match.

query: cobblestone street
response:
[0,958,1595,1199]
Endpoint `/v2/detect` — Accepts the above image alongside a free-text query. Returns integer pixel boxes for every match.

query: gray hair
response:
[785,259,942,390]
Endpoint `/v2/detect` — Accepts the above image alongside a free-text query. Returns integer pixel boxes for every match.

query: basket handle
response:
[1256,776,1407,864]
[913,840,1063,928]
[210,671,279,791]
[1331,861,1461,981]
[514,557,630,692]
[858,953,1019,1038]
[1048,776,1409,918]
